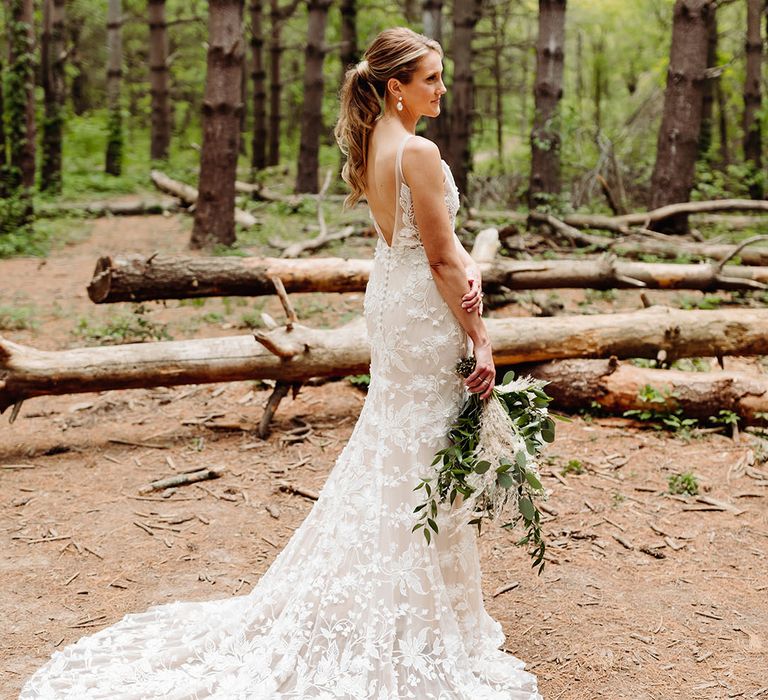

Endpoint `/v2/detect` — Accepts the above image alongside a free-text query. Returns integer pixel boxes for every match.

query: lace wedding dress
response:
[19,134,542,699]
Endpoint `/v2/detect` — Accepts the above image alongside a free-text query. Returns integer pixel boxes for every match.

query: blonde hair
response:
[334,27,442,208]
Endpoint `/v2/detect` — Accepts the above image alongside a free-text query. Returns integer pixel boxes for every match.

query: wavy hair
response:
[334,27,442,208]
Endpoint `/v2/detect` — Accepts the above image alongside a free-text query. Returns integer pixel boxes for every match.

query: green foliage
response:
[74,304,171,345]
[623,384,699,437]
[561,459,584,476]
[0,304,38,330]
[413,365,555,575]
[346,374,370,391]
[676,294,724,310]
[667,471,699,496]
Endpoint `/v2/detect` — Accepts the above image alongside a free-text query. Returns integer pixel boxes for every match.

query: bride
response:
[20,27,542,699]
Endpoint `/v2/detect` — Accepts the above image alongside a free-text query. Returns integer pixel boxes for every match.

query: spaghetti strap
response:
[395,133,413,187]
[389,134,414,248]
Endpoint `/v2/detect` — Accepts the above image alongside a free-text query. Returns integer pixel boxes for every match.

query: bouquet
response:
[412,357,556,575]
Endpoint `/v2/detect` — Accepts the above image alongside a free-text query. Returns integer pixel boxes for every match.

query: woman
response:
[20,27,541,699]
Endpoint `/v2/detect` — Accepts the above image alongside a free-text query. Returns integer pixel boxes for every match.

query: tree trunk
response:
[105,0,123,176]
[529,0,566,210]
[148,0,171,161]
[716,72,730,166]
[5,306,768,411]
[295,0,332,194]
[422,0,449,154]
[743,0,763,199]
[698,7,717,158]
[649,0,713,234]
[152,170,256,227]
[190,0,246,249]
[68,21,89,115]
[447,0,482,198]
[87,252,768,304]
[40,0,66,194]
[339,0,358,74]
[0,58,7,199]
[528,358,768,426]
[7,0,36,191]
[267,0,301,166]
[250,0,267,172]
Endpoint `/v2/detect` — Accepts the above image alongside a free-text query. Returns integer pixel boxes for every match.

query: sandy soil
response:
[2,210,767,699]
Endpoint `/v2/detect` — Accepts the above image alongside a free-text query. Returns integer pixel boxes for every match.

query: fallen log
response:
[87,251,768,303]
[150,170,257,228]
[4,306,768,412]
[527,357,768,426]
[470,200,768,235]
[502,223,768,267]
[87,253,373,302]
[37,199,180,218]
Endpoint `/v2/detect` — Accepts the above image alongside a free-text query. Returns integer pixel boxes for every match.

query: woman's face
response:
[396,50,447,118]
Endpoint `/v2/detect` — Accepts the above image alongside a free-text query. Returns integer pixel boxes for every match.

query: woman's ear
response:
[386,77,402,101]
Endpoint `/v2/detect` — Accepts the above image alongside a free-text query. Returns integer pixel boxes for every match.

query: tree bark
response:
[148,0,171,161]
[529,0,566,209]
[6,306,768,411]
[422,0,449,154]
[295,0,332,194]
[190,0,246,249]
[649,0,713,234]
[7,0,36,191]
[68,21,89,115]
[40,0,66,194]
[0,58,7,199]
[743,0,763,199]
[339,0,358,75]
[87,252,768,304]
[447,0,482,198]
[152,170,256,227]
[267,0,300,166]
[698,7,718,158]
[528,357,768,426]
[105,0,124,176]
[250,0,267,172]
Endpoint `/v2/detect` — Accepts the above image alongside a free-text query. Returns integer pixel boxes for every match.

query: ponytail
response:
[333,28,442,209]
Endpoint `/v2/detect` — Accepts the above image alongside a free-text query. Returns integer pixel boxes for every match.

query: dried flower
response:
[412,361,556,575]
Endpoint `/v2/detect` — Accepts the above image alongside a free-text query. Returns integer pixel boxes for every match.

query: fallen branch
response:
[150,170,256,228]
[138,467,223,494]
[269,170,359,257]
[506,221,768,266]
[38,199,179,218]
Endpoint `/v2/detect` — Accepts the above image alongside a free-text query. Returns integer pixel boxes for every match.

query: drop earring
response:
[396,96,403,112]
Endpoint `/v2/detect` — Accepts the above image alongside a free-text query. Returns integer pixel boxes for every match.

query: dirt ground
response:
[2,210,768,700]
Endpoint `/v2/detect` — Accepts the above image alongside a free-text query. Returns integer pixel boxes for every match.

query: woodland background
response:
[2,2,768,699]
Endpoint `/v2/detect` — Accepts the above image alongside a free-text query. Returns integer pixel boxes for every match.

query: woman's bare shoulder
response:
[402,136,442,186]
[405,135,440,161]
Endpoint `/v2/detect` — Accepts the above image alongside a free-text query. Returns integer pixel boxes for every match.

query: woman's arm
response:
[454,236,483,315]
[403,137,494,398]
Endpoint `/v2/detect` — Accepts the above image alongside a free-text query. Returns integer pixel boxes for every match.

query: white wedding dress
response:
[19,134,542,699]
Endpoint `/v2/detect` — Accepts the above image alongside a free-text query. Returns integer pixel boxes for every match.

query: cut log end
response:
[87,256,115,303]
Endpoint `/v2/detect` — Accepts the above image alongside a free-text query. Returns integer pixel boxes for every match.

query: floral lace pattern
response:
[19,144,542,699]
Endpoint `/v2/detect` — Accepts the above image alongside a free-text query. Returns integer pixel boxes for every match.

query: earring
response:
[396,96,403,112]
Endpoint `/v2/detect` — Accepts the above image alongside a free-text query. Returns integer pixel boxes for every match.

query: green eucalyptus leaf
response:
[525,471,543,491]
[498,472,514,489]
[519,497,535,521]
[475,460,491,474]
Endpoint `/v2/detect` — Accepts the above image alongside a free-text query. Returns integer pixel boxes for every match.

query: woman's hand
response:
[465,340,495,400]
[461,265,483,315]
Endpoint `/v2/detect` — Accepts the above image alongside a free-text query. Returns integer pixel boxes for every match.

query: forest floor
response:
[2,205,768,700]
